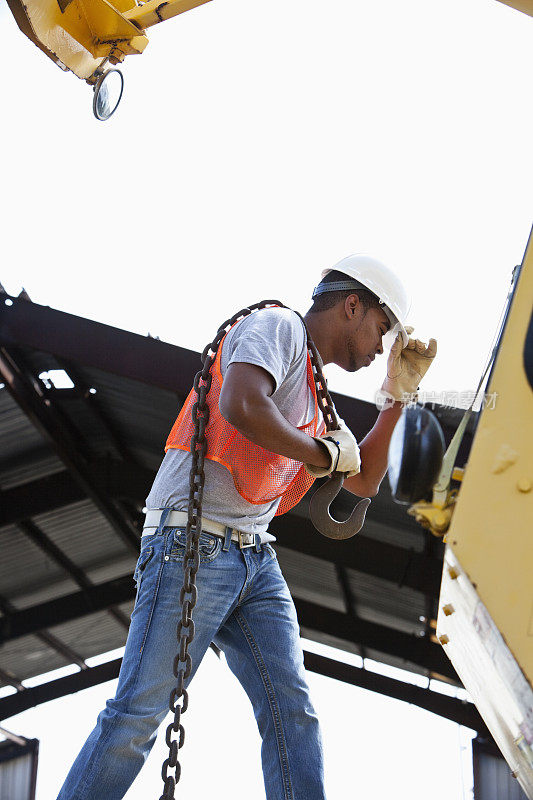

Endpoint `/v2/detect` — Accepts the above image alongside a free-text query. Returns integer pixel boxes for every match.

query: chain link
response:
[158,301,337,799]
[292,310,339,434]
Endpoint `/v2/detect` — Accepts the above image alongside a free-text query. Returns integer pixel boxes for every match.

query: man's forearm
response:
[222,395,331,468]
[343,401,403,497]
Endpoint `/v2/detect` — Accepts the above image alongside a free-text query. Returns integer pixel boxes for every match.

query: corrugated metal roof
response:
[276,547,346,613]
[344,568,426,636]
[0,634,69,685]
[47,610,131,664]
[0,524,79,607]
[0,390,64,491]
[31,500,133,571]
[78,365,183,470]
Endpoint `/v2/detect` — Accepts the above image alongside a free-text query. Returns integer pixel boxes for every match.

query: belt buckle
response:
[237,530,255,549]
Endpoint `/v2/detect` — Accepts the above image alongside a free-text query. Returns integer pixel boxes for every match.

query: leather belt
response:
[142,509,258,549]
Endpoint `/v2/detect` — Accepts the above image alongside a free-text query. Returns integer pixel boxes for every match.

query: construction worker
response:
[56,255,437,800]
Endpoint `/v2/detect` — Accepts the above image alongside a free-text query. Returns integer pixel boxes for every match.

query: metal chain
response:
[292,309,339,434]
[159,301,337,799]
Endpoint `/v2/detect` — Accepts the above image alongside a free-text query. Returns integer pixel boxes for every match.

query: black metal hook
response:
[309,472,371,540]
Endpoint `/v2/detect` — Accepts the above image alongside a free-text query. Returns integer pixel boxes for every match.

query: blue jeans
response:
[56,521,326,800]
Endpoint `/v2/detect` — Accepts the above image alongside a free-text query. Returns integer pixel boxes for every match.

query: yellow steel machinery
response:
[394,19,533,792]
[5,0,533,119]
[388,228,533,797]
[6,0,212,118]
[436,231,533,797]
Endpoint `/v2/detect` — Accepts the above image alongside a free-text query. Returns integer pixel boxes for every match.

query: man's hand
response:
[304,424,361,479]
[380,327,437,401]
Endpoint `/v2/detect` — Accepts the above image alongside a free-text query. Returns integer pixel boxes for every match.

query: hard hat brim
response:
[382,309,409,350]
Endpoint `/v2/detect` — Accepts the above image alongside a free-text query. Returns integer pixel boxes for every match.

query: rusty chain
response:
[159,301,337,799]
[293,310,339,434]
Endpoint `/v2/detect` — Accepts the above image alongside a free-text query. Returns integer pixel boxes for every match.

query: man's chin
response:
[337,356,361,372]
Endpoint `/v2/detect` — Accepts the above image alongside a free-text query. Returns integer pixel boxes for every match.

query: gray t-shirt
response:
[145,307,318,540]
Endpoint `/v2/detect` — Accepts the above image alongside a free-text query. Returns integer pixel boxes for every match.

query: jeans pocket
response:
[133,545,154,589]
[169,528,222,563]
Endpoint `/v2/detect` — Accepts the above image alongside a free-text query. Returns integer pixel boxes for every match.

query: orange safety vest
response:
[165,316,326,516]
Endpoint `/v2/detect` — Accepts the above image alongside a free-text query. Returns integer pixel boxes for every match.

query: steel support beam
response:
[296,598,457,682]
[0,658,122,721]
[335,564,367,661]
[0,469,442,601]
[0,576,134,644]
[0,650,484,734]
[54,357,139,467]
[32,630,87,669]
[0,574,456,681]
[0,667,24,692]
[0,462,154,528]
[0,294,474,459]
[0,347,140,552]
[303,651,488,735]
[16,519,130,631]
[0,591,87,670]
[0,472,85,527]
[0,294,200,395]
[269,515,442,598]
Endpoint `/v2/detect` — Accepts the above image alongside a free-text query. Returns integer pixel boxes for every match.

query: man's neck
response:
[303,311,335,366]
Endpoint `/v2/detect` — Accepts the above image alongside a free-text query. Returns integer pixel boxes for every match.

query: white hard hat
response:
[315,254,411,348]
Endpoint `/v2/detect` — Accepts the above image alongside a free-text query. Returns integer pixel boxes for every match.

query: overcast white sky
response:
[1,0,532,797]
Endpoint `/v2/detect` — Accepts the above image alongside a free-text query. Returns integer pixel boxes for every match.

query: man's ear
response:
[345,293,361,319]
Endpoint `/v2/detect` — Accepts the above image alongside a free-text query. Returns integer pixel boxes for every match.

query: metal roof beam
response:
[303,651,488,735]
[16,519,130,631]
[0,461,154,528]
[54,357,139,466]
[0,472,85,526]
[0,294,200,395]
[269,515,442,598]
[0,658,121,720]
[0,667,25,692]
[0,575,135,643]
[335,564,367,661]
[296,597,457,682]
[0,650,484,733]
[0,347,140,553]
[16,520,94,590]
[0,295,474,459]
[31,630,87,670]
[0,473,442,600]
[0,575,455,681]
[0,591,87,670]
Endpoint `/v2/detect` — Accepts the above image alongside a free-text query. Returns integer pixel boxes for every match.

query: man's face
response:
[343,304,391,372]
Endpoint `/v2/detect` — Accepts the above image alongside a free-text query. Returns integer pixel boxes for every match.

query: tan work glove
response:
[304,421,361,478]
[380,326,437,401]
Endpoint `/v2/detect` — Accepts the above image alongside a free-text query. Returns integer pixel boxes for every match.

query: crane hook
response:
[309,472,371,540]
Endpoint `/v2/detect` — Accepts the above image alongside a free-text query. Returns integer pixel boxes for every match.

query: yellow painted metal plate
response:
[438,549,533,797]
[7,0,100,77]
[441,224,533,740]
[6,0,148,79]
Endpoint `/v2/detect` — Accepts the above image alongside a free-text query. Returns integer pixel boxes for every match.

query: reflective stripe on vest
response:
[165,321,325,517]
